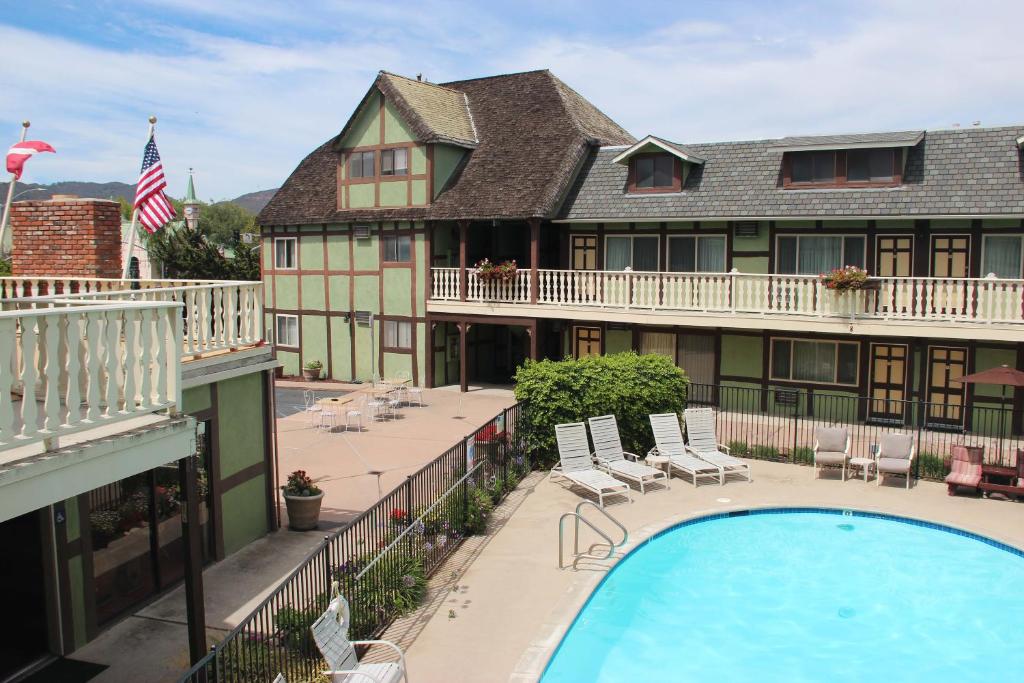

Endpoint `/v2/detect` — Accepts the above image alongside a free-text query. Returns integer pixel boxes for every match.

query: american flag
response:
[134,134,175,233]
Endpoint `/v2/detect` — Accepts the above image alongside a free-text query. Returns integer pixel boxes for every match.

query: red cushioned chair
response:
[945,445,983,496]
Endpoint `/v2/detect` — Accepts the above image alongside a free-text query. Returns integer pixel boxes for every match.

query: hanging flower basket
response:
[820,266,870,293]
[474,258,518,283]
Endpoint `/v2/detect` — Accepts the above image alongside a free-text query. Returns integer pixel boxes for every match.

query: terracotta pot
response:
[284,492,324,531]
[302,367,321,381]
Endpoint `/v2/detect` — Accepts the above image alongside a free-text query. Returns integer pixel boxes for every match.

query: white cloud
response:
[2,0,1021,199]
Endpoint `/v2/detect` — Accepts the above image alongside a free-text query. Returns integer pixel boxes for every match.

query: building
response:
[0,196,277,679]
[259,69,1024,432]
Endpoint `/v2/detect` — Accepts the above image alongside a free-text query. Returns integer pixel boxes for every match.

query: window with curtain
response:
[770,338,858,385]
[605,235,659,271]
[275,315,299,347]
[677,335,715,385]
[776,235,865,274]
[348,151,375,178]
[982,235,1023,278]
[641,331,676,360]
[668,235,726,272]
[383,320,412,349]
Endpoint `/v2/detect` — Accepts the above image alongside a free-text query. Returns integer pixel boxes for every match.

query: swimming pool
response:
[541,508,1024,682]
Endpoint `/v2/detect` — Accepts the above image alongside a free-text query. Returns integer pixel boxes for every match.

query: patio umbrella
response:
[955,364,1024,460]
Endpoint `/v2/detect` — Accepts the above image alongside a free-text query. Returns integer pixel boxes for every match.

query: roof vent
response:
[354,311,372,326]
[734,221,759,237]
[354,224,371,239]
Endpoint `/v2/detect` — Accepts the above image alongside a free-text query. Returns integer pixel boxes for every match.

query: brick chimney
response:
[10,196,123,277]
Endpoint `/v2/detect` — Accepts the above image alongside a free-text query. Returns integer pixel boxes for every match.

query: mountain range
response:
[0,181,278,214]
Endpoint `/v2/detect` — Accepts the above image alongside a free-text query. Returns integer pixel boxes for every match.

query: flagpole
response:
[122,115,157,280]
[0,120,31,258]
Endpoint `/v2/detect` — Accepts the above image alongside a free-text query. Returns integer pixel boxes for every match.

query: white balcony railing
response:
[0,298,183,453]
[429,267,1024,325]
[1,277,264,356]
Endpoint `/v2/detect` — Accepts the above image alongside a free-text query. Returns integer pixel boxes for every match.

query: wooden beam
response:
[529,218,540,304]
[179,454,207,666]
[459,321,468,392]
[458,220,469,302]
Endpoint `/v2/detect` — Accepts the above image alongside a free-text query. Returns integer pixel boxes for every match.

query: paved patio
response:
[70,383,514,682]
[399,459,1024,682]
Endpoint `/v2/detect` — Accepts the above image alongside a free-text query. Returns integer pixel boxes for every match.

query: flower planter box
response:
[302,367,321,381]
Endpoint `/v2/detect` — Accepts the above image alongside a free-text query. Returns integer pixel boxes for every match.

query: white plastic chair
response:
[311,593,408,683]
[552,422,631,506]
[297,389,322,427]
[319,410,338,433]
[406,386,424,407]
[345,395,364,432]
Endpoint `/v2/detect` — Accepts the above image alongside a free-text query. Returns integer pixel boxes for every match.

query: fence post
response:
[404,475,414,554]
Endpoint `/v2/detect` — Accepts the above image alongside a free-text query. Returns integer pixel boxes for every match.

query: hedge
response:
[514,352,689,468]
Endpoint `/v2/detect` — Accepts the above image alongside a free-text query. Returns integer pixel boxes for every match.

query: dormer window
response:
[612,135,704,195]
[381,148,408,176]
[784,148,900,188]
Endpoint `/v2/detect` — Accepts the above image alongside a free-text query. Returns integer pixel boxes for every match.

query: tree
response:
[145,224,260,281]
[198,202,254,248]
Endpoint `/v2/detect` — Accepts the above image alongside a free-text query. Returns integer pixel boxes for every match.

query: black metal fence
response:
[178,402,527,683]
[685,382,1021,478]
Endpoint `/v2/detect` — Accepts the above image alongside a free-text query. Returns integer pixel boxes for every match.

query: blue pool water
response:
[541,509,1024,683]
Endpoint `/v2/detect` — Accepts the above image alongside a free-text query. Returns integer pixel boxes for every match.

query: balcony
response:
[428,267,1024,340]
[0,278,265,456]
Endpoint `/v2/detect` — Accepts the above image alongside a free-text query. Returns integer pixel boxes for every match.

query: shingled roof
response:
[259,69,634,226]
[559,125,1024,221]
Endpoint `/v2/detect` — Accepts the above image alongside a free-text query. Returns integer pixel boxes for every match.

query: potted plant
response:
[282,469,324,531]
[302,360,323,381]
[820,266,870,293]
[474,258,518,283]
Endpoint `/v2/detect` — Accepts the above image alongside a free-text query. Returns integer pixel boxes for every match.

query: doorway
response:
[0,510,51,678]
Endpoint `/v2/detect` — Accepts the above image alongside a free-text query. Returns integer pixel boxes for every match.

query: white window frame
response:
[275,314,299,348]
[980,233,1024,279]
[274,237,297,270]
[382,320,412,350]
[768,337,860,387]
[774,233,867,275]
[603,234,660,272]
[667,234,728,273]
[383,234,412,263]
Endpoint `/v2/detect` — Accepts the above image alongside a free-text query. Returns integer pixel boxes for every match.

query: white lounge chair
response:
[647,413,724,486]
[682,407,753,482]
[813,426,851,480]
[553,422,631,506]
[311,593,409,683]
[587,415,669,494]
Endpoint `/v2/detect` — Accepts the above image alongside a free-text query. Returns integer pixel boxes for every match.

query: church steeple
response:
[183,168,200,230]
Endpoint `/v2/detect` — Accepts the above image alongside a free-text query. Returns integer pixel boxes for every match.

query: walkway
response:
[70,384,514,682]
[401,459,1024,682]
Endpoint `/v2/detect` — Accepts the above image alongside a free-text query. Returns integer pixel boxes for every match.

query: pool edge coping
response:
[511,502,1024,682]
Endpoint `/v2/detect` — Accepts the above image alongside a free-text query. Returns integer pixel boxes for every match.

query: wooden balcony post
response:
[459,322,468,393]
[529,218,540,304]
[458,220,469,302]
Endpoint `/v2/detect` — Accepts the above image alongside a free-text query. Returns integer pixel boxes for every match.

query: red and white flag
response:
[134,133,175,233]
[6,140,55,180]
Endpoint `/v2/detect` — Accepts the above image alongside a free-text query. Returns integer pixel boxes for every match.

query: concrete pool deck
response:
[400,460,1024,682]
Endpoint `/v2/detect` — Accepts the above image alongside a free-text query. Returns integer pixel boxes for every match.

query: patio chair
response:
[587,415,669,494]
[682,408,753,482]
[344,395,364,432]
[312,593,408,683]
[945,445,983,496]
[553,422,631,506]
[296,389,322,427]
[876,433,915,489]
[647,413,724,486]
[813,426,851,480]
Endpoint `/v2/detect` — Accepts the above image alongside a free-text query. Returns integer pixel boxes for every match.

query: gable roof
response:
[611,135,706,165]
[768,130,924,152]
[559,125,1024,221]
[259,69,634,225]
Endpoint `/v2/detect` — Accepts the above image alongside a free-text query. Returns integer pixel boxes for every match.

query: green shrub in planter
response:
[514,352,688,468]
[464,486,494,535]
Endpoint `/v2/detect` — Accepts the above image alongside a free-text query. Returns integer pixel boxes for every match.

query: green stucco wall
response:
[433,144,465,199]
[605,329,632,354]
[721,335,762,378]
[221,475,268,556]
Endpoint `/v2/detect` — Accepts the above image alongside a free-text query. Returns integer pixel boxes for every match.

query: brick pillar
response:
[10,195,123,277]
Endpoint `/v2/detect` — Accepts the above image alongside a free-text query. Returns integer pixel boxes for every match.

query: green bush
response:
[464,486,494,535]
[791,446,815,465]
[514,353,689,468]
[727,440,750,456]
[917,451,947,480]
[750,444,781,460]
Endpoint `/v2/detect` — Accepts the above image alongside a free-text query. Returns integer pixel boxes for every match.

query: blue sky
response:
[2,0,1022,200]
